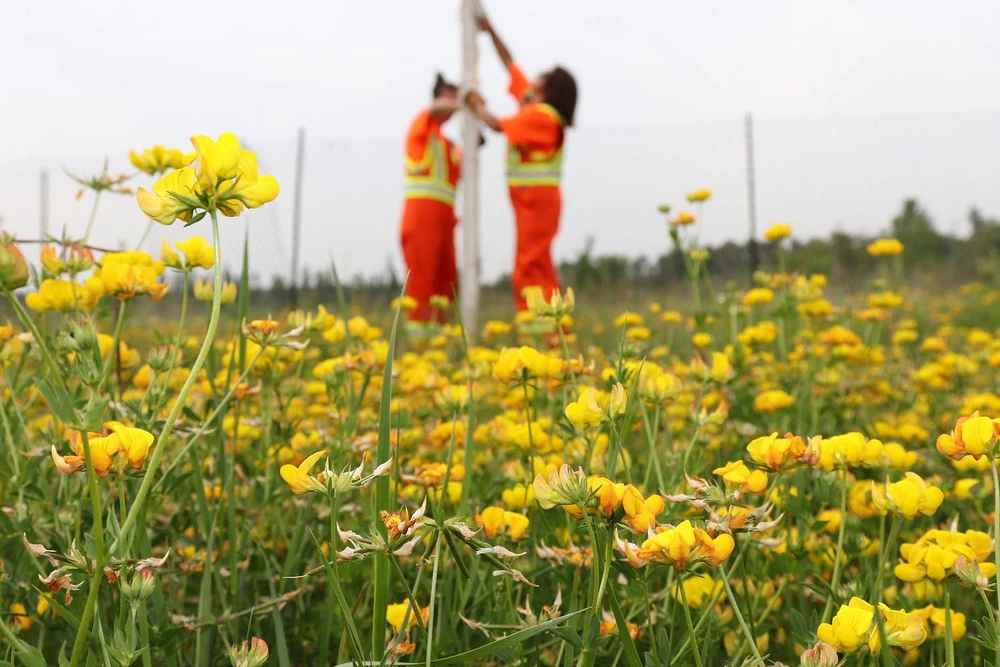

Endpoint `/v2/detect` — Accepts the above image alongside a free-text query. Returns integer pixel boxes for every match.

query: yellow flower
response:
[136,133,279,224]
[105,421,154,469]
[279,450,327,495]
[565,388,605,429]
[867,238,904,257]
[193,279,238,305]
[190,133,243,195]
[712,460,768,494]
[477,506,506,538]
[686,189,712,203]
[742,288,774,306]
[40,244,67,275]
[937,413,998,461]
[691,332,713,348]
[89,251,168,301]
[670,211,696,227]
[916,605,966,641]
[688,248,710,264]
[871,473,944,519]
[385,601,428,633]
[478,507,529,540]
[764,223,791,242]
[816,433,883,470]
[175,236,215,270]
[52,423,154,477]
[636,520,734,568]
[129,144,188,175]
[621,484,665,533]
[816,598,874,654]
[746,432,807,470]
[673,574,722,608]
[160,238,181,269]
[492,346,562,383]
[753,389,795,413]
[9,602,31,631]
[25,279,98,313]
[504,511,530,541]
[533,464,589,510]
[136,167,198,225]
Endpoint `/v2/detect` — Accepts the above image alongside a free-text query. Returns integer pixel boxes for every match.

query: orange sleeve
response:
[405,109,441,162]
[507,63,532,103]
[498,105,561,148]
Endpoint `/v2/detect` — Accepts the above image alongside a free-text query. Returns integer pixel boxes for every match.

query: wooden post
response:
[460,0,481,339]
[745,113,759,281]
[290,128,306,309]
[40,169,49,238]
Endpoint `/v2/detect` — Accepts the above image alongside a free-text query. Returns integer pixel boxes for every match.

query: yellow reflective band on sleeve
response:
[506,104,565,187]
[404,135,455,204]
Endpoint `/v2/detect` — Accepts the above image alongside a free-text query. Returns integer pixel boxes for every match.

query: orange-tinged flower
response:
[279,450,327,495]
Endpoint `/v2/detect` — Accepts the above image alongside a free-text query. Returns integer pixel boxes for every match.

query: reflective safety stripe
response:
[404,320,435,342]
[405,135,456,205]
[506,104,565,187]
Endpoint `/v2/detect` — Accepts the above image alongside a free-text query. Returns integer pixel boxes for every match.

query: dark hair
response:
[433,72,457,98]
[543,66,577,127]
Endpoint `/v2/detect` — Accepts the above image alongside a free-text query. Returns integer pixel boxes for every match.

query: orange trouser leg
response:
[510,186,562,311]
[400,198,457,323]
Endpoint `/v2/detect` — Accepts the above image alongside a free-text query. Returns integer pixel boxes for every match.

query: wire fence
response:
[1,109,998,298]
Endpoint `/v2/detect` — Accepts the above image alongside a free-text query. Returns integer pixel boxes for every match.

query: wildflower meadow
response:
[4,135,1000,667]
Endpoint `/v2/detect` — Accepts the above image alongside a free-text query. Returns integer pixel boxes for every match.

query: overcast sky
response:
[3,1,1000,284]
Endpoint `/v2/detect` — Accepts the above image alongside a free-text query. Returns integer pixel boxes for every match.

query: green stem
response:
[820,469,849,624]
[0,390,20,478]
[716,566,761,662]
[97,300,128,393]
[82,190,103,243]
[3,289,62,381]
[677,575,704,667]
[111,211,225,555]
[425,532,443,667]
[150,348,265,495]
[135,219,154,250]
[176,272,190,346]
[992,461,1000,667]
[68,431,106,666]
[944,585,955,667]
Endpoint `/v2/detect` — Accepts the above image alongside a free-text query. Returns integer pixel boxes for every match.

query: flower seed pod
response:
[0,237,30,290]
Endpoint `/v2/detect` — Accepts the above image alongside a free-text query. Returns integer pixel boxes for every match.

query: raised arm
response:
[465,91,501,132]
[429,98,461,121]
[478,16,513,69]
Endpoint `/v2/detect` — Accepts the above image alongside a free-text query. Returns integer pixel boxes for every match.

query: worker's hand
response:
[465,90,485,109]
[476,16,491,32]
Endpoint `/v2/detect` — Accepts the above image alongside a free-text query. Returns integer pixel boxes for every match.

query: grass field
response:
[4,137,1000,667]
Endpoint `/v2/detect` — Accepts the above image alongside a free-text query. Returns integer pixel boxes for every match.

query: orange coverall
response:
[399,109,461,323]
[499,64,565,312]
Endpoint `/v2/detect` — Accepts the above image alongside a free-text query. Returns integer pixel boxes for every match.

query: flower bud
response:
[147,344,181,372]
[800,641,839,667]
[229,637,269,667]
[121,568,157,605]
[0,237,30,290]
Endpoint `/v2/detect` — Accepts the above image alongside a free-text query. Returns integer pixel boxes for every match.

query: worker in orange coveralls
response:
[466,16,578,319]
[399,73,463,340]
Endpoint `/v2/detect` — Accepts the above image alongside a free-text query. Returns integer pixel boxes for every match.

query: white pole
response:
[460,0,481,340]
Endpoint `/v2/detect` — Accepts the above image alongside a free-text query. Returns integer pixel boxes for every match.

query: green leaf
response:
[35,378,75,424]
[549,625,583,650]
[81,396,110,431]
[32,586,81,630]
[607,582,643,667]
[371,281,406,660]
[14,644,47,667]
[349,608,588,667]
